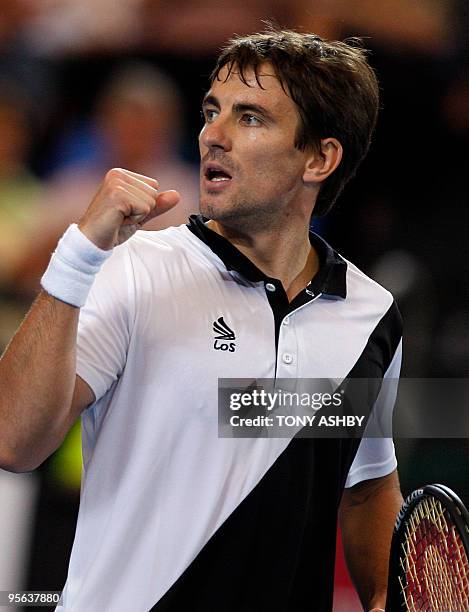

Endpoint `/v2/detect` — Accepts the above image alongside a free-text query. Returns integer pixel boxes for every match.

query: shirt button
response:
[283,316,290,325]
[265,282,276,292]
[282,353,293,364]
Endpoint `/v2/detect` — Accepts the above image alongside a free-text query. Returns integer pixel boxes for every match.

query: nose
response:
[199,116,232,153]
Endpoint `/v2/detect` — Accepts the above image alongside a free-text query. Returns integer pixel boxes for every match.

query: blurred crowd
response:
[0,1,468,610]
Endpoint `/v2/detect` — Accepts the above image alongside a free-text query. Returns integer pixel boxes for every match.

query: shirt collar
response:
[187,214,347,299]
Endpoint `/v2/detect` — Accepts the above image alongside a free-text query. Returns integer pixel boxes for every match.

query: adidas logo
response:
[213,317,236,352]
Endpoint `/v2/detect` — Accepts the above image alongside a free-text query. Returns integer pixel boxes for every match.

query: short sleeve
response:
[76,242,135,402]
[344,339,402,488]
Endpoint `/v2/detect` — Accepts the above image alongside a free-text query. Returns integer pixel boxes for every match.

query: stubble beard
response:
[200,190,285,234]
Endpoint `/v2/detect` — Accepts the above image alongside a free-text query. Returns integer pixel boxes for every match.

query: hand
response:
[78,168,180,250]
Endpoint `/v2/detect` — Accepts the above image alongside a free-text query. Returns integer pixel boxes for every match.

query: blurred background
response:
[0,0,467,610]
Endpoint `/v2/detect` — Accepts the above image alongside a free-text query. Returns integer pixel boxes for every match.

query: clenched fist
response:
[78,168,180,250]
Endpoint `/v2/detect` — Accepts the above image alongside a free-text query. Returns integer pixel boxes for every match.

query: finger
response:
[116,172,160,197]
[139,190,180,225]
[112,184,155,223]
[116,168,159,188]
[116,180,157,212]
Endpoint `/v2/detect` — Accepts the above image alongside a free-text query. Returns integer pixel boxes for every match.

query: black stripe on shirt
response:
[149,302,402,612]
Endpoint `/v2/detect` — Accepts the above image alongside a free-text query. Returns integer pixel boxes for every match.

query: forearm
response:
[0,291,79,471]
[339,471,403,610]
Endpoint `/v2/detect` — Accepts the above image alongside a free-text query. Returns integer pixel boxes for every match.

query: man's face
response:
[199,63,312,230]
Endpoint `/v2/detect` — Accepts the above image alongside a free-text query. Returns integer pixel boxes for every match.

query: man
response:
[0,28,402,611]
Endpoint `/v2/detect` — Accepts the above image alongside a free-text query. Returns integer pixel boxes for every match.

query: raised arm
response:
[0,168,179,472]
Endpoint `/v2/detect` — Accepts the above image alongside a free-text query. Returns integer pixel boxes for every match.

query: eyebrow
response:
[202,94,275,122]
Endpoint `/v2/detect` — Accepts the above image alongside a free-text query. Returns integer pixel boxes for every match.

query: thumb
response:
[129,189,181,226]
[145,189,180,223]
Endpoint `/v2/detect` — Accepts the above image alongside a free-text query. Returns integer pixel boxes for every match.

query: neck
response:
[206,217,319,301]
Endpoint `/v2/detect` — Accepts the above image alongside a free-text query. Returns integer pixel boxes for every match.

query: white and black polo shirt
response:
[61,215,402,611]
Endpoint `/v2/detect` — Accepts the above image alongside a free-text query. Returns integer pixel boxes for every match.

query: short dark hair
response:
[211,27,380,216]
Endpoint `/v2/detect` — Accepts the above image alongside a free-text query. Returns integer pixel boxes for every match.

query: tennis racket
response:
[387,484,469,611]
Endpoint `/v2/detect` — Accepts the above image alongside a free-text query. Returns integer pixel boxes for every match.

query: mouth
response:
[202,163,233,190]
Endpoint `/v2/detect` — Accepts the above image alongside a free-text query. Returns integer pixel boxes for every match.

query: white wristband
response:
[41,224,112,307]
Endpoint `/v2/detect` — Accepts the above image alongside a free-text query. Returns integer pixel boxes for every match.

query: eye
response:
[241,114,262,127]
[201,108,218,123]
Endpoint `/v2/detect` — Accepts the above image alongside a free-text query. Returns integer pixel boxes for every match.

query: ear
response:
[302,138,343,185]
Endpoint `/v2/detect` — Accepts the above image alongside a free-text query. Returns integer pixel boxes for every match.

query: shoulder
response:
[113,224,202,265]
[344,257,393,303]
[91,224,201,287]
[342,256,402,332]
[341,257,403,379]
[110,224,220,287]
[125,223,203,256]
[334,255,403,371]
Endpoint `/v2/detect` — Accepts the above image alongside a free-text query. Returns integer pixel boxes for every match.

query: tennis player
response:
[0,27,402,611]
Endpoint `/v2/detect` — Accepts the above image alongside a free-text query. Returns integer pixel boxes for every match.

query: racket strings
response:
[398,496,469,611]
